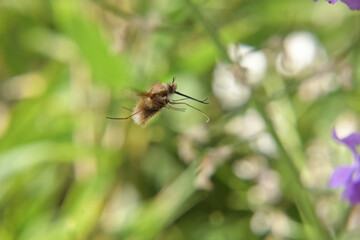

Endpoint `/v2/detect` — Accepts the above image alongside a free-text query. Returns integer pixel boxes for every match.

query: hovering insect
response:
[107,77,209,125]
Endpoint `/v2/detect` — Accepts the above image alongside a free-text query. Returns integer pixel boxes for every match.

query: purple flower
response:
[330,129,360,204]
[342,0,360,9]
[314,0,360,10]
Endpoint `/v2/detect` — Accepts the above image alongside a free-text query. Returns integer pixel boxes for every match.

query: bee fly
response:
[107,77,209,125]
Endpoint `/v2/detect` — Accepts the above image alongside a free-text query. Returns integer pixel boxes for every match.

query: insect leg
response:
[166,105,186,112]
[172,97,189,102]
[172,97,208,102]
[106,110,142,120]
[170,102,209,122]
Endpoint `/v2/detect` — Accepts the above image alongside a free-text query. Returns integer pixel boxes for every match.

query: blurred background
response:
[1,0,360,239]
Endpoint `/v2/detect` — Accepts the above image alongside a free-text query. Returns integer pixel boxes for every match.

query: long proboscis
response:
[174,91,208,104]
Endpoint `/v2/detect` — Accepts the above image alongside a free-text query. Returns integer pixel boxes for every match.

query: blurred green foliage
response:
[1,0,360,240]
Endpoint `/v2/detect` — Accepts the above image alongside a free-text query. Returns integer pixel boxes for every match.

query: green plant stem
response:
[183,1,333,239]
[252,94,331,240]
[183,0,229,61]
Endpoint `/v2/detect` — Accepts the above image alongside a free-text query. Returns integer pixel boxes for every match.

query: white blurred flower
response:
[298,72,337,102]
[195,146,232,190]
[315,196,339,227]
[225,109,277,157]
[212,62,251,109]
[212,44,267,110]
[248,169,282,206]
[251,132,278,157]
[178,125,209,163]
[276,31,319,76]
[100,184,139,232]
[228,44,267,85]
[251,209,294,238]
[251,210,271,235]
[225,108,265,140]
[269,210,291,237]
[333,111,359,139]
[301,140,333,190]
[233,155,267,180]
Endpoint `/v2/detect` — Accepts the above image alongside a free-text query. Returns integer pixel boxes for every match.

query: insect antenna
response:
[106,110,141,120]
[170,101,209,122]
[174,91,209,104]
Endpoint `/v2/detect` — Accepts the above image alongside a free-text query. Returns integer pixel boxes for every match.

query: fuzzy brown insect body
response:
[107,77,209,125]
[132,81,176,125]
